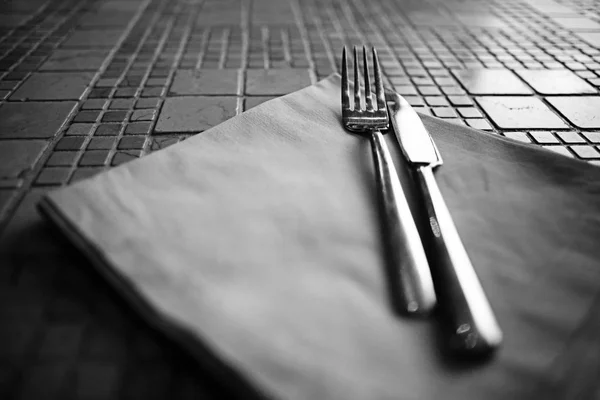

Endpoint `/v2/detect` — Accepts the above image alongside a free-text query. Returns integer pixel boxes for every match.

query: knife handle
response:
[416,165,502,356]
[370,131,436,315]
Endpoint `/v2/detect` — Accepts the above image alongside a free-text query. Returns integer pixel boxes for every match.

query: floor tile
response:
[112,151,142,166]
[0,140,47,185]
[118,137,146,150]
[582,132,600,143]
[70,168,104,183]
[40,50,109,71]
[125,123,152,134]
[570,145,600,159]
[476,97,567,129]
[547,97,600,128]
[503,132,531,143]
[95,124,122,136]
[455,13,508,28]
[553,17,600,30]
[555,132,586,144]
[432,107,458,118]
[65,124,95,136]
[87,137,117,150]
[466,119,493,130]
[530,131,560,144]
[169,69,239,95]
[245,69,311,95]
[36,168,71,186]
[244,96,276,110]
[45,152,79,167]
[448,96,473,106]
[576,32,600,48]
[0,102,76,139]
[11,72,94,100]
[458,108,483,118]
[149,137,179,151]
[61,30,124,48]
[515,70,596,94]
[155,96,237,133]
[453,69,532,94]
[79,151,110,166]
[56,137,86,151]
[130,110,156,122]
[109,99,135,110]
[135,98,160,109]
[82,99,108,110]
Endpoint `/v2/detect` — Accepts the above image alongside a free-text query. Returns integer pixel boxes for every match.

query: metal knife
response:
[386,91,503,356]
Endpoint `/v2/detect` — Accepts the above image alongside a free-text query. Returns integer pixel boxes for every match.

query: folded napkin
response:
[39,74,600,400]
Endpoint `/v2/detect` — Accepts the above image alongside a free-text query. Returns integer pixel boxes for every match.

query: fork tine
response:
[353,46,361,110]
[372,48,386,112]
[341,46,350,110]
[363,46,373,111]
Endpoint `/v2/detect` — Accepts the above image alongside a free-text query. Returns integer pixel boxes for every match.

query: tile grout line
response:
[0,0,154,235]
[142,2,200,152]
[289,0,318,83]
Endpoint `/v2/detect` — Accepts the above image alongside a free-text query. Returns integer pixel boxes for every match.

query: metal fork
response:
[341,46,436,315]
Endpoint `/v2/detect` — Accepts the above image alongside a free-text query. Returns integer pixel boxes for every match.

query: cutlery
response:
[341,46,436,315]
[386,91,503,355]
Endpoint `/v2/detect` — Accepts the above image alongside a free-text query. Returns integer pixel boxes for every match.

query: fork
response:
[341,46,436,315]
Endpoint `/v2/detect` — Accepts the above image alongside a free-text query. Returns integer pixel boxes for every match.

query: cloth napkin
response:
[39,74,600,400]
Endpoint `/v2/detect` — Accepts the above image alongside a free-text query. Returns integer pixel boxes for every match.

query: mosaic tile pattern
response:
[2,0,600,398]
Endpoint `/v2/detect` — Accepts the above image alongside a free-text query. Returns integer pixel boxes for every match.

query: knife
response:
[386,91,503,356]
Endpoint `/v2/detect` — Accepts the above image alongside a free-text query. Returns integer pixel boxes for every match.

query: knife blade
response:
[386,90,503,357]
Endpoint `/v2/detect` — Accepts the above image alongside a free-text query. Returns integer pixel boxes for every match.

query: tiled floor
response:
[1,0,600,398]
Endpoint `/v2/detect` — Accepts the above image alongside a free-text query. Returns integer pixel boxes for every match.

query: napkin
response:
[39,74,600,400]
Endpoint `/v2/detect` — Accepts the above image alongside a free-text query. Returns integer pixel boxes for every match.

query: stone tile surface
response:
[570,145,600,159]
[530,131,560,144]
[40,50,109,71]
[118,137,146,150]
[246,69,312,95]
[45,152,79,167]
[553,17,600,30]
[170,69,239,95]
[155,96,237,133]
[466,119,493,130]
[576,32,600,47]
[244,96,276,110]
[56,137,86,151]
[476,97,567,129]
[36,167,71,186]
[0,141,47,183]
[0,102,76,139]
[62,30,124,48]
[12,72,94,100]
[453,69,532,95]
[503,132,531,143]
[556,132,586,144]
[515,70,596,94]
[112,151,141,166]
[583,132,600,143]
[79,151,110,166]
[547,97,600,128]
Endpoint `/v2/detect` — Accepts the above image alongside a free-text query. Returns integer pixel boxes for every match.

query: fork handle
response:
[415,165,502,356]
[370,131,436,315]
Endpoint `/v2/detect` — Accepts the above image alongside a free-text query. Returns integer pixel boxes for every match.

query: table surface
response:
[1,0,600,398]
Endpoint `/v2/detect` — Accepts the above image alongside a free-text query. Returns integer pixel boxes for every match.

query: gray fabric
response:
[40,74,600,399]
